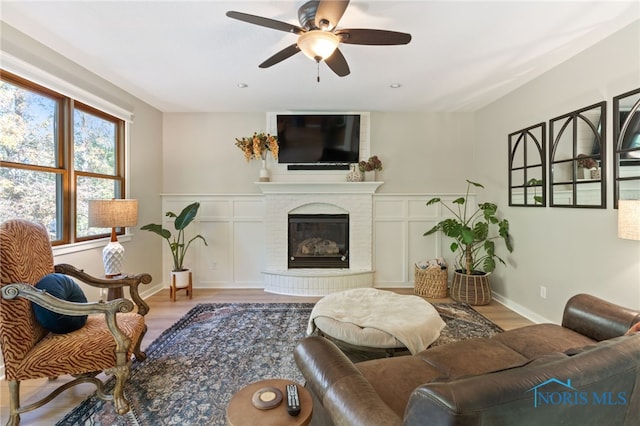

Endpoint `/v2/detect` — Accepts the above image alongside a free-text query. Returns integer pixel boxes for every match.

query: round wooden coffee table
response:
[226,378,312,426]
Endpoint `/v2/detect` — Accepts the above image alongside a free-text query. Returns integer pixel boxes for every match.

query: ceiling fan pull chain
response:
[317,60,321,83]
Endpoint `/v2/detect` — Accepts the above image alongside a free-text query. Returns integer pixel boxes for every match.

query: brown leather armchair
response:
[0,219,152,426]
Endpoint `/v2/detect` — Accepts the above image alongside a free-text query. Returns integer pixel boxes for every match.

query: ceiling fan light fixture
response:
[297,30,339,62]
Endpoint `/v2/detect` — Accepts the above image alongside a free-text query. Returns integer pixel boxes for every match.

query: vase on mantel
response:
[362,171,378,181]
[259,157,270,182]
[346,164,364,182]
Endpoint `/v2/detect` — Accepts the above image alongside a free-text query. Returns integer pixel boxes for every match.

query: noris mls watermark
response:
[527,378,628,408]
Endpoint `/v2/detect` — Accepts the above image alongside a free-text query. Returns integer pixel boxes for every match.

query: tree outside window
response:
[0,71,126,244]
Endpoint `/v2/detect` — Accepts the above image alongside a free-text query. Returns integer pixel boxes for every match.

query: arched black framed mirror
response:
[549,102,606,208]
[613,88,640,209]
[509,123,546,206]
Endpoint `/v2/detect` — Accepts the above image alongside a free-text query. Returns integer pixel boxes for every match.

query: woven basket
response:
[414,266,448,298]
[450,271,492,305]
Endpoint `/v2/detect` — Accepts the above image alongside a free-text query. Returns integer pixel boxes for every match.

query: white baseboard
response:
[491,292,554,324]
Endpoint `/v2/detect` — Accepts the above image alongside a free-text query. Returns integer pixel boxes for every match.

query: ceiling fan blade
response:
[325,48,350,77]
[336,28,412,45]
[315,0,350,31]
[259,44,301,68]
[226,11,304,35]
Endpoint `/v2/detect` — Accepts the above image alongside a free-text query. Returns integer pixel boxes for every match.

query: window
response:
[0,70,127,244]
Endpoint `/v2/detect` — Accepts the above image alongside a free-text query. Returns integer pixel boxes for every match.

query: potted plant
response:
[141,202,208,289]
[576,153,598,179]
[423,180,513,305]
[526,178,543,205]
[358,155,383,179]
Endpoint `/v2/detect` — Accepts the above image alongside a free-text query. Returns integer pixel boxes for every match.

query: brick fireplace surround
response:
[257,182,382,296]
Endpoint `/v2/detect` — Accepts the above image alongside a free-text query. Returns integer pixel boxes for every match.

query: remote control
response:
[286,384,301,416]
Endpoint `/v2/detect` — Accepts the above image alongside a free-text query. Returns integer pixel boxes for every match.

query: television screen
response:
[276,114,360,164]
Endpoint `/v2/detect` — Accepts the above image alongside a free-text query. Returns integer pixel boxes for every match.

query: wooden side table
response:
[226,379,312,426]
[104,274,125,301]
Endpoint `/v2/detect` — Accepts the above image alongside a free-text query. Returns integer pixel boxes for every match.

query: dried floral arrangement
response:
[235,132,279,162]
[358,155,383,173]
[576,154,597,169]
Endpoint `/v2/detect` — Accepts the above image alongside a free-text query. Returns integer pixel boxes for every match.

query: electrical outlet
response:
[540,286,547,299]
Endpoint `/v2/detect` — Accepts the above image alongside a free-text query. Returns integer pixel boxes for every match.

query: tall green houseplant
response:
[424,180,513,274]
[423,180,512,305]
[141,202,208,272]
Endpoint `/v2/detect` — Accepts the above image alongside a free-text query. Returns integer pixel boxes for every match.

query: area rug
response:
[57,302,502,426]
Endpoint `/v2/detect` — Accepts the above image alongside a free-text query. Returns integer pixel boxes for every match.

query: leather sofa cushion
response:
[417,338,530,377]
[491,323,595,358]
[356,354,445,417]
[354,325,598,417]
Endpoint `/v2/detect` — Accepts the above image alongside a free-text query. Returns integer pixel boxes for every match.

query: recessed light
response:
[389,83,402,89]
[237,83,248,88]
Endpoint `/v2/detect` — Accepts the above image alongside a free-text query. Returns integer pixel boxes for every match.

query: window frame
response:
[1,69,129,246]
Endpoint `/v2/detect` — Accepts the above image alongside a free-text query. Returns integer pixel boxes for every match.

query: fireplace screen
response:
[288,214,349,268]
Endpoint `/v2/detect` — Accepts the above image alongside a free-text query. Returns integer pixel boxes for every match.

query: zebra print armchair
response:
[0,219,152,426]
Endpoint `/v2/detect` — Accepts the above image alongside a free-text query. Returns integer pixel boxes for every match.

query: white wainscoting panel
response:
[161,192,469,291]
[373,194,475,288]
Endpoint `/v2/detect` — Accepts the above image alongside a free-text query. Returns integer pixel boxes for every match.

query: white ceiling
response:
[1,1,638,113]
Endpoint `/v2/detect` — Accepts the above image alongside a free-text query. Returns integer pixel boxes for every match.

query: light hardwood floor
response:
[0,288,533,425]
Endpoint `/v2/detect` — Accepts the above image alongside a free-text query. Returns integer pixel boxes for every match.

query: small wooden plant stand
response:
[170,270,192,301]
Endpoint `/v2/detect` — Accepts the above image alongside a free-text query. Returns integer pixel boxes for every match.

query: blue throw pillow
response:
[32,273,88,334]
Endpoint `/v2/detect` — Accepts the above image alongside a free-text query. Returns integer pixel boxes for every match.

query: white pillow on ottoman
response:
[307,288,446,355]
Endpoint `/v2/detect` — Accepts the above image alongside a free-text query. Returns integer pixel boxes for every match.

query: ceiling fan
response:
[226,0,412,80]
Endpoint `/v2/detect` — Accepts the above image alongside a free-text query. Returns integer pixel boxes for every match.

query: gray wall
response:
[475,20,640,322]
[161,111,475,194]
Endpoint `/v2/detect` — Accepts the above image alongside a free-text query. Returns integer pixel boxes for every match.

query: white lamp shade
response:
[88,199,138,228]
[618,199,640,240]
[297,30,339,61]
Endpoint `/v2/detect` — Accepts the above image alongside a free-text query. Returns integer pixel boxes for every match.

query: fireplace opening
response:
[288,214,349,269]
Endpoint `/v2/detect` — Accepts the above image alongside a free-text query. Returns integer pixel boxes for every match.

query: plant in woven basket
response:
[423,180,513,275]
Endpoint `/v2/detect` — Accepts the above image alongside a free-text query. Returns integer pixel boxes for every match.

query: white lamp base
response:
[103,240,125,277]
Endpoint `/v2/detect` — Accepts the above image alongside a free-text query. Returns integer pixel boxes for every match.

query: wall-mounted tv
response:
[276,114,361,165]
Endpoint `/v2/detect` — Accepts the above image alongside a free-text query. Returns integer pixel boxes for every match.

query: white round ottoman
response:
[307,288,446,355]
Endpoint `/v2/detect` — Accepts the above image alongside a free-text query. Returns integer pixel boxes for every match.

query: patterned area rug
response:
[56,302,502,426]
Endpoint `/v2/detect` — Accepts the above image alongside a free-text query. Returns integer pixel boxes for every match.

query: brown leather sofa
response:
[294,294,640,426]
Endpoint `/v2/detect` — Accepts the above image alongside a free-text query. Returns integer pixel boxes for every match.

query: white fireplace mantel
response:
[255,181,383,195]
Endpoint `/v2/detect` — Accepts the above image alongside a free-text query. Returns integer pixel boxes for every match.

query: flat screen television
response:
[276,114,360,165]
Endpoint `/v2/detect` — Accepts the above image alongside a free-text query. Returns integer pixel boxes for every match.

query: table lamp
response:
[88,199,138,277]
[618,199,640,241]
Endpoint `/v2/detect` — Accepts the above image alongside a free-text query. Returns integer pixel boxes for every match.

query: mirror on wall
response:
[509,123,546,207]
[549,102,606,208]
[613,88,640,209]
